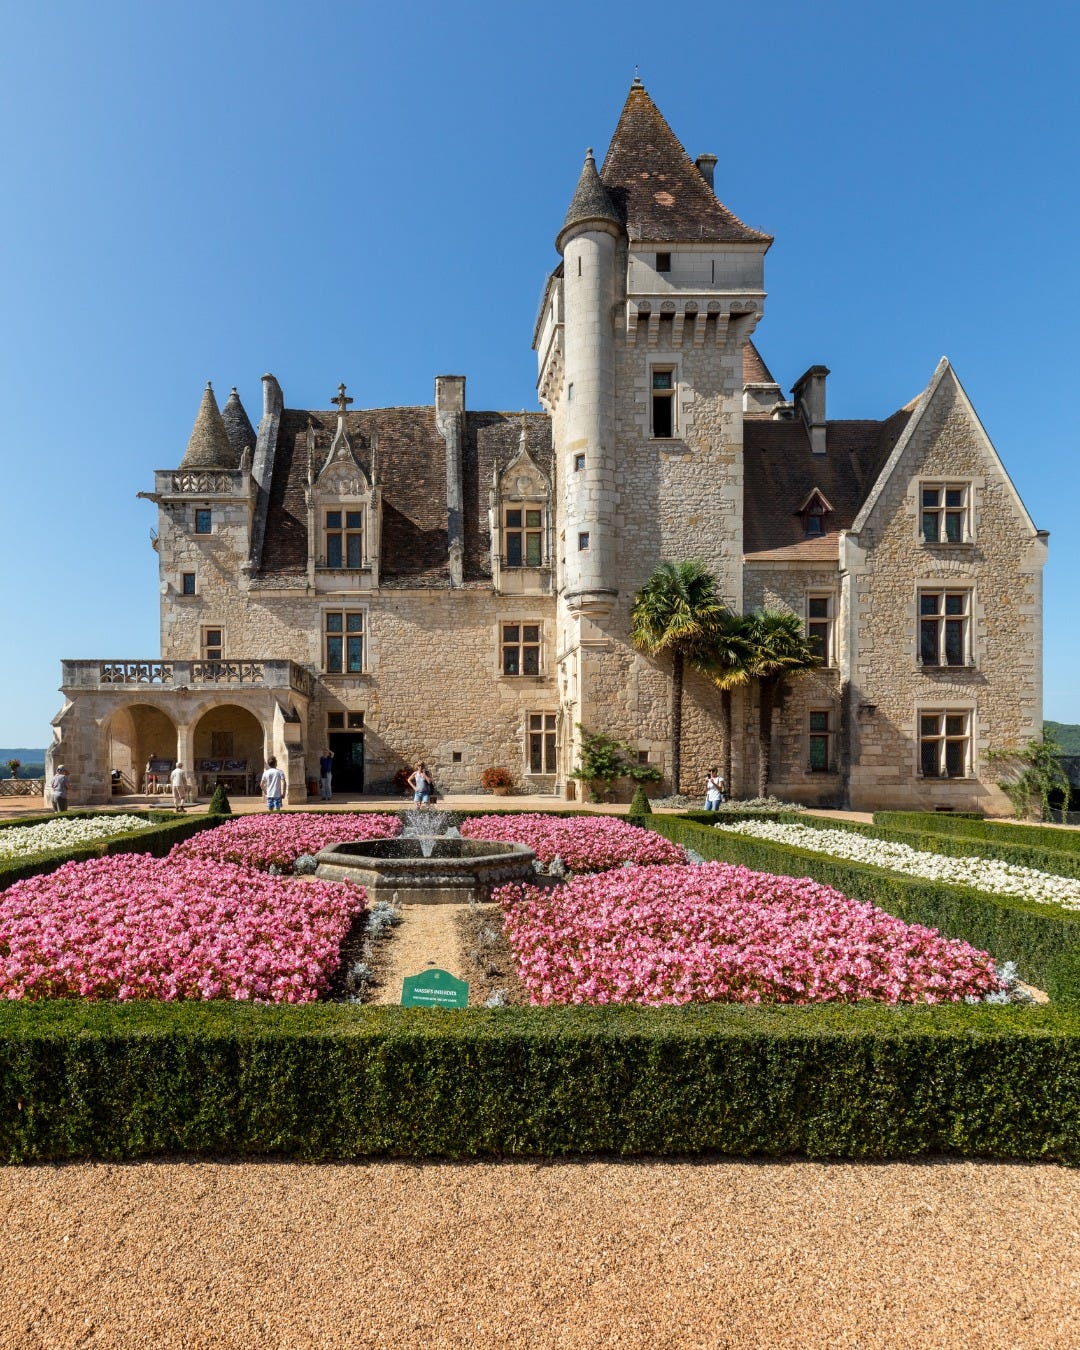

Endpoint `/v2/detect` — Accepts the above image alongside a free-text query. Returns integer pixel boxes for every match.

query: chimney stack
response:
[435,375,467,587]
[791,365,830,455]
[695,153,718,190]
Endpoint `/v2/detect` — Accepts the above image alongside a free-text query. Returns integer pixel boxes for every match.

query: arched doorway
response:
[192,705,266,798]
[104,704,178,796]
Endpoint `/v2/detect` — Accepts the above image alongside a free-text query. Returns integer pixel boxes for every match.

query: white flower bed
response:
[0,815,155,861]
[713,819,1080,912]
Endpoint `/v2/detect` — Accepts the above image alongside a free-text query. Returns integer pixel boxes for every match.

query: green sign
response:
[401,968,470,1009]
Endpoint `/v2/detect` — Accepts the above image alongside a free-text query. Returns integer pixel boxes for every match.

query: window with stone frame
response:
[651,367,676,438]
[806,593,835,666]
[201,626,223,662]
[324,610,364,674]
[528,712,557,774]
[181,572,196,596]
[919,710,971,778]
[919,588,971,667]
[323,508,364,569]
[194,508,212,535]
[921,482,970,544]
[504,505,544,568]
[808,709,834,772]
[501,622,542,676]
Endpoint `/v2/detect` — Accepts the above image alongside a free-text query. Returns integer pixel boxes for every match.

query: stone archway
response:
[191,705,266,798]
[104,703,179,796]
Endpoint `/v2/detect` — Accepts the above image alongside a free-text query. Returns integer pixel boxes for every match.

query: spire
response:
[556,147,622,254]
[180,382,234,470]
[599,81,772,245]
[221,387,255,468]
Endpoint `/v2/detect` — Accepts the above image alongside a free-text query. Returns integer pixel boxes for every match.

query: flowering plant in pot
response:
[480,766,514,795]
[5,759,20,780]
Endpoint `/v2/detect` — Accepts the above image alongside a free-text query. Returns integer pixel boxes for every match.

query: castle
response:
[49,80,1046,810]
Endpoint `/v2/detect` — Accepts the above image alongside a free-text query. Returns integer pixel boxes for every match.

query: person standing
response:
[319,747,334,801]
[50,765,69,813]
[407,761,432,806]
[169,762,187,813]
[704,768,724,811]
[260,757,287,812]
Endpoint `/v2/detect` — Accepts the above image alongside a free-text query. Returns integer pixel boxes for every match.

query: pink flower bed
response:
[0,855,365,1002]
[460,813,685,872]
[171,812,401,872]
[497,862,1005,1006]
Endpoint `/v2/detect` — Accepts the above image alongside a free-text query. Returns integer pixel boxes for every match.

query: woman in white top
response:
[704,769,724,811]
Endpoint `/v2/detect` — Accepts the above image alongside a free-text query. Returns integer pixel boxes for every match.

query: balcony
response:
[61,660,315,698]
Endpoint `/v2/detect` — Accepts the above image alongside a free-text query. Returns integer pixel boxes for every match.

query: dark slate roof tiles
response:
[557,148,622,252]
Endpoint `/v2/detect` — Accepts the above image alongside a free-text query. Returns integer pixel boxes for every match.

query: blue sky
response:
[1,0,1078,745]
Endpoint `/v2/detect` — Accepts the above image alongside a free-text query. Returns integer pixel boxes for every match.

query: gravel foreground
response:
[0,1159,1077,1348]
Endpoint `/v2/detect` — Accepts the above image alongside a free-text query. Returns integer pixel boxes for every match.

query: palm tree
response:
[744,609,821,798]
[694,610,756,792]
[630,561,727,794]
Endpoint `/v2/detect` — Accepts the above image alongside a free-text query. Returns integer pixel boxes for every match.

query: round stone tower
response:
[555,148,623,617]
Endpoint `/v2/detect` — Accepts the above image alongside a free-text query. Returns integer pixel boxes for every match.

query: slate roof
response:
[599,81,772,245]
[180,383,236,470]
[557,149,621,252]
[742,408,913,561]
[259,408,553,586]
[221,388,256,463]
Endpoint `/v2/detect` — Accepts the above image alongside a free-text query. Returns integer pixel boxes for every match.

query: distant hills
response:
[0,749,46,779]
[1046,722,1080,756]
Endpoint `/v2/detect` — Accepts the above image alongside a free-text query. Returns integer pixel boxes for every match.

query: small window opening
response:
[656,252,671,273]
[327,712,345,730]
[573,453,586,472]
[347,712,364,728]
[651,369,675,438]
[452,750,462,764]
[181,573,196,596]
[578,532,590,551]
[194,509,211,535]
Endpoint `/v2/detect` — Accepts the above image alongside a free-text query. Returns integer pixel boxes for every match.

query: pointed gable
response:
[600,81,772,245]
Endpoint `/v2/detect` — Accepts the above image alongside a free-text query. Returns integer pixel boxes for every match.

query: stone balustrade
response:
[61,660,314,696]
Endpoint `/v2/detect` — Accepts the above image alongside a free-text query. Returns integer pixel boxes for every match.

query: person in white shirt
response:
[169,762,187,813]
[260,757,287,812]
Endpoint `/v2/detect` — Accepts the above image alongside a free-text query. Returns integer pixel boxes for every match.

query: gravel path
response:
[372,902,470,1005]
[0,1158,1077,1347]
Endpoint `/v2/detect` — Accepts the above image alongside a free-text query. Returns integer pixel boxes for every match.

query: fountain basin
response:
[315,837,536,904]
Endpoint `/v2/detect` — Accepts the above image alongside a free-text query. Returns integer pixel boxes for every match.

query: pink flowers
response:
[0,855,365,1003]
[461,814,686,872]
[171,812,401,872]
[496,862,1005,1006]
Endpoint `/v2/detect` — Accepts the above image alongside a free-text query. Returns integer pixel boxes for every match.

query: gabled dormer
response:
[308,384,380,592]
[796,487,834,538]
[489,417,553,595]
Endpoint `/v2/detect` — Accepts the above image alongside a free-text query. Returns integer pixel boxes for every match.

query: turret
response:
[556,148,623,617]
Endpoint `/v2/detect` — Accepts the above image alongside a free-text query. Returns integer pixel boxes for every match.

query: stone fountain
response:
[314,806,535,903]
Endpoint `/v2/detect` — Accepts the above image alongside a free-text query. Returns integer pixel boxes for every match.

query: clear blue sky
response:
[1,0,1078,745]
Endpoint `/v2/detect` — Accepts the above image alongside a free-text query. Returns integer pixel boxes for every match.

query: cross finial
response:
[632,66,643,87]
[332,382,353,414]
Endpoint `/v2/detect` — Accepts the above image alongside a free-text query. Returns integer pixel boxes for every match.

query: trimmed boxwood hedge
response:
[642,814,1080,989]
[0,1000,1077,1163]
[876,811,1080,856]
[0,813,223,890]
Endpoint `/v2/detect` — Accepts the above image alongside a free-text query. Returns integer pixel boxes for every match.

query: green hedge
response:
[876,811,1080,856]
[0,814,223,890]
[645,815,1080,989]
[0,1000,1077,1163]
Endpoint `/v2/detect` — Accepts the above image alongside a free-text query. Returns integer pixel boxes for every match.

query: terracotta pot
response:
[492,786,511,796]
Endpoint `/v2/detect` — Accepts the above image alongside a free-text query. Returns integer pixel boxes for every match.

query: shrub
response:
[208,784,232,816]
[480,767,514,792]
[0,1001,1078,1162]
[628,785,652,816]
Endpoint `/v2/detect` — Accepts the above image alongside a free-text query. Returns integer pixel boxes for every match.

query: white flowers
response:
[713,819,1080,912]
[0,814,154,861]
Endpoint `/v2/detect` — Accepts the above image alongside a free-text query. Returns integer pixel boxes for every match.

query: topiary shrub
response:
[208,785,232,816]
[629,785,652,816]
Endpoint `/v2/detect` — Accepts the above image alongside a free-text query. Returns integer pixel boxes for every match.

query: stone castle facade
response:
[49,81,1046,809]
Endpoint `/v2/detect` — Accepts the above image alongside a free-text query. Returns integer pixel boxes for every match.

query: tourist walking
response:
[169,762,187,812]
[407,761,433,805]
[319,747,334,801]
[50,765,69,813]
[260,757,287,812]
[704,768,724,811]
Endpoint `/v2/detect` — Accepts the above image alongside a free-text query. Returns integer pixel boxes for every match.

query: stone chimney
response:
[792,365,830,455]
[695,153,718,190]
[435,375,466,587]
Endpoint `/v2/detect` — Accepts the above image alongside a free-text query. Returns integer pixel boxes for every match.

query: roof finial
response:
[519,409,528,451]
[632,66,642,87]
[332,382,353,415]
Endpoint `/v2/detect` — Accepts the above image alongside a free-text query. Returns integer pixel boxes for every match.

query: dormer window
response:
[325,509,363,569]
[797,489,833,538]
[505,506,543,567]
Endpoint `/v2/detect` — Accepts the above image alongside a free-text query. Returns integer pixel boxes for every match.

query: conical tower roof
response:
[221,387,255,466]
[599,79,771,245]
[180,383,234,469]
[556,148,622,253]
